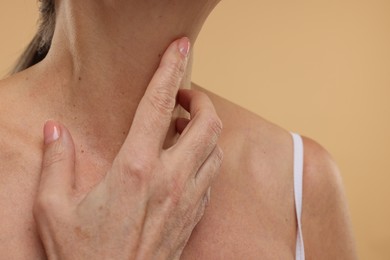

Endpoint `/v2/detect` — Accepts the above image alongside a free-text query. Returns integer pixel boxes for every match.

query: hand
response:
[33,37,223,260]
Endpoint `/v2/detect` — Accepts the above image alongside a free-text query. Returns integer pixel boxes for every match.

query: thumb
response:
[38,120,76,202]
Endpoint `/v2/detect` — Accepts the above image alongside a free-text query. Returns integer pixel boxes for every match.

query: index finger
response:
[122,37,190,155]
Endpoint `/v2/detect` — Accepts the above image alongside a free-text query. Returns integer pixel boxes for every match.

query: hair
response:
[11,0,56,74]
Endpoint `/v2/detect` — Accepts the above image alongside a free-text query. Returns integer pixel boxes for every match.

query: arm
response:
[302,137,358,259]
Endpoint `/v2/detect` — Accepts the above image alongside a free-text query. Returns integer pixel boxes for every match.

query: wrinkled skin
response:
[33,38,223,260]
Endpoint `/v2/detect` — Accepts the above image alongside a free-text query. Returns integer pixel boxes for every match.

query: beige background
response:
[1,0,389,259]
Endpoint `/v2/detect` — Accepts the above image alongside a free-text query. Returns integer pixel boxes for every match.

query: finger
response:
[193,187,213,228]
[122,37,190,156]
[169,89,223,175]
[193,146,223,198]
[205,187,211,206]
[36,121,76,207]
[175,117,190,134]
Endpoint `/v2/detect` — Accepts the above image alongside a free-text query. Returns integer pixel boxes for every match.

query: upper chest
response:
[0,130,297,260]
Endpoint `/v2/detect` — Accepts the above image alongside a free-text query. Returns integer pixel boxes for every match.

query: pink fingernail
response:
[44,121,61,145]
[178,37,190,57]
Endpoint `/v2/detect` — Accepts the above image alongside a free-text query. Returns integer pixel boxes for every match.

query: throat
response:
[25,0,217,161]
[28,55,191,165]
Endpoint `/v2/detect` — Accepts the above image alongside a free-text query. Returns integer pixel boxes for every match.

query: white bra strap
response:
[291,132,305,260]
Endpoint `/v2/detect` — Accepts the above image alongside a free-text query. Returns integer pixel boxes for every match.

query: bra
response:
[291,132,305,260]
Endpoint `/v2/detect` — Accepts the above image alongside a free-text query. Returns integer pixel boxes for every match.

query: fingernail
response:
[206,187,211,205]
[178,37,190,57]
[44,120,61,145]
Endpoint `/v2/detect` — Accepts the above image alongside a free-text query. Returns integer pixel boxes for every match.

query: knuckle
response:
[204,115,223,139]
[34,192,63,215]
[43,142,67,169]
[148,86,176,115]
[117,155,154,186]
[164,57,186,78]
[208,148,223,180]
[147,57,186,116]
[215,147,224,166]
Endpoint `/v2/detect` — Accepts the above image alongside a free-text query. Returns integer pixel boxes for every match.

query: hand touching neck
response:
[31,0,219,155]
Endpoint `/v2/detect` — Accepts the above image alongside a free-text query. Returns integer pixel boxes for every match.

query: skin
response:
[34,38,224,260]
[0,0,357,259]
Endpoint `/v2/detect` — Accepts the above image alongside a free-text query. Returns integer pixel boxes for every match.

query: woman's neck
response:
[31,0,218,156]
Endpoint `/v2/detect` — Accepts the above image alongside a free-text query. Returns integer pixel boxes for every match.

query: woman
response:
[34,38,224,259]
[0,0,357,259]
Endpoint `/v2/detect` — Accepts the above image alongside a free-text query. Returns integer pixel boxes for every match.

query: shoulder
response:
[194,84,295,177]
[0,73,42,172]
[300,136,357,259]
[195,84,357,257]
[301,136,343,197]
[196,84,299,251]
[300,136,342,196]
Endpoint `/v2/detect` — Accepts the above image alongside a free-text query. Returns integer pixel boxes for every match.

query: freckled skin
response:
[0,79,356,259]
[74,227,90,240]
